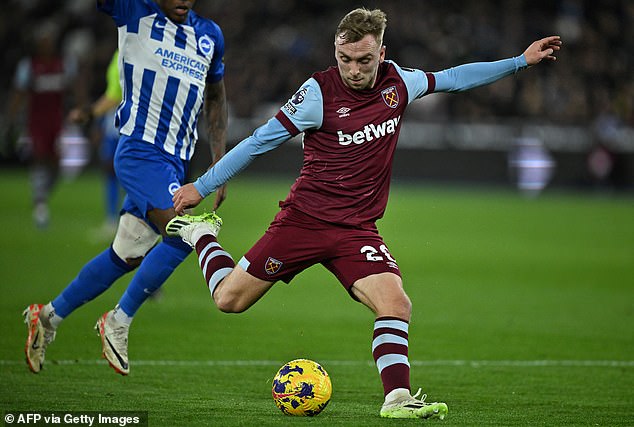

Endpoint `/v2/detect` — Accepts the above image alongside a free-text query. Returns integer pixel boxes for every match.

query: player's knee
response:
[214,292,248,313]
[398,293,413,318]
[123,256,144,268]
[381,289,412,320]
[213,281,249,314]
[216,301,246,314]
[112,213,161,266]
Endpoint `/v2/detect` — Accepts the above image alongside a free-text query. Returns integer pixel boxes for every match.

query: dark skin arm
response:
[204,79,228,210]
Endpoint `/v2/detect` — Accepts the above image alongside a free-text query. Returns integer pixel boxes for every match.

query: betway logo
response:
[337,116,401,145]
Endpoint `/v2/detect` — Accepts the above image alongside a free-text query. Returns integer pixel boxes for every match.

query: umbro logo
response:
[337,107,351,118]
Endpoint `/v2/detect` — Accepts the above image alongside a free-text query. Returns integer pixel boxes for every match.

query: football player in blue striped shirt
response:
[23,0,228,376]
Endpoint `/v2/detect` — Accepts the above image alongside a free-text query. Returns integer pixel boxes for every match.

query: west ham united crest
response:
[265,257,283,275]
[381,86,399,108]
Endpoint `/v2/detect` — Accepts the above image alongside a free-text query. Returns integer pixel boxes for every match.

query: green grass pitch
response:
[1,169,633,426]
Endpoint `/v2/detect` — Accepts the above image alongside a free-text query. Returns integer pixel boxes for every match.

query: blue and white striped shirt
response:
[99,0,225,160]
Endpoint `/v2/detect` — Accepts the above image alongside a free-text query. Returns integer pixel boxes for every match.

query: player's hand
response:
[523,36,562,66]
[173,183,203,215]
[213,184,227,210]
[68,106,92,125]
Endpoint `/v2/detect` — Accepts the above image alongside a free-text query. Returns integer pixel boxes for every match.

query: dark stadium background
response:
[1,0,632,189]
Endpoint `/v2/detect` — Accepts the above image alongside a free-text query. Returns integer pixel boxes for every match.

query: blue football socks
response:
[117,236,191,317]
[52,247,133,318]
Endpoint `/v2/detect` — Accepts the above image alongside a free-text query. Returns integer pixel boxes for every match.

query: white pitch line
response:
[1,359,633,367]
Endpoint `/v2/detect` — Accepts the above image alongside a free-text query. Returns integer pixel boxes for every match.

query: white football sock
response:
[43,302,63,329]
[113,305,133,326]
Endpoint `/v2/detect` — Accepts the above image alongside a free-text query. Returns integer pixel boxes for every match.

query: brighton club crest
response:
[381,86,399,108]
[265,257,283,275]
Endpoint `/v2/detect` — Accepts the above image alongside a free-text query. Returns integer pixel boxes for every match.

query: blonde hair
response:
[335,8,387,45]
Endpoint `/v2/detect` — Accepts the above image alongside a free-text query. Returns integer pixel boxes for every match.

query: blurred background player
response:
[7,21,78,228]
[168,8,562,420]
[23,0,228,376]
[69,49,123,237]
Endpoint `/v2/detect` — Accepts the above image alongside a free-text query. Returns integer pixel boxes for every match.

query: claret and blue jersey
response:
[193,54,527,226]
[99,0,225,161]
[272,61,430,225]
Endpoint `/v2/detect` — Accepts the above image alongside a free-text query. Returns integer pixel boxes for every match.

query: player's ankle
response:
[191,224,215,245]
[384,388,410,404]
[40,302,62,330]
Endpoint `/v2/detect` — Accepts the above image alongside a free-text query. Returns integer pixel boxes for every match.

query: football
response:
[271,359,332,416]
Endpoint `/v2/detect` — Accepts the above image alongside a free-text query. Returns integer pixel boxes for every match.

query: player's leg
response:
[166,212,275,312]
[29,129,59,228]
[23,210,158,373]
[95,209,180,375]
[166,208,325,313]
[213,266,274,313]
[112,208,189,320]
[349,273,414,401]
[95,143,192,375]
[351,273,448,419]
[324,228,447,420]
[30,161,51,228]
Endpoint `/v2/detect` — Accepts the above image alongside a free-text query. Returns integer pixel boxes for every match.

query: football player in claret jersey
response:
[23,0,228,376]
[8,23,77,228]
[168,8,562,419]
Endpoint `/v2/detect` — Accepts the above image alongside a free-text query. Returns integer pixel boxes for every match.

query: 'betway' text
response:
[337,116,400,145]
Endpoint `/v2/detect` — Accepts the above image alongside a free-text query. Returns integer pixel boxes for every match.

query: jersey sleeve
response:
[193,117,291,197]
[389,60,432,103]
[105,50,122,102]
[431,55,528,93]
[98,0,145,27]
[274,78,323,136]
[205,22,225,84]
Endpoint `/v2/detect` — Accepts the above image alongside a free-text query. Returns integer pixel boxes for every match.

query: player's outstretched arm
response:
[172,118,292,215]
[173,184,203,215]
[523,36,562,66]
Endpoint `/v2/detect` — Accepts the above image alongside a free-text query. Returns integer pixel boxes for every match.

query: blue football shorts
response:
[114,136,188,224]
